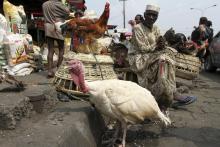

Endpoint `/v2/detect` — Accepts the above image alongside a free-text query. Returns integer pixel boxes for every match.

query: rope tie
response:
[92,54,104,80]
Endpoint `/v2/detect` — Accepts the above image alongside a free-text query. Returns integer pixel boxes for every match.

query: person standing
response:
[42,0,70,78]
[128,14,144,29]
[206,20,214,43]
[191,17,212,61]
[134,14,144,25]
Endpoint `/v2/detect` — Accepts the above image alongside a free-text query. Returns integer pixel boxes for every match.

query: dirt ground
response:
[126,70,220,147]
[0,70,220,147]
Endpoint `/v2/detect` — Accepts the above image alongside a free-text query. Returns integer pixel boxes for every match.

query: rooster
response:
[67,59,171,147]
[63,2,110,53]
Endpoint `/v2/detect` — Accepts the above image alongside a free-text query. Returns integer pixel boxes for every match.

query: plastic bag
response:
[0,29,6,43]
[3,1,26,24]
[15,67,33,76]
[22,34,33,52]
[11,62,31,73]
[4,33,26,59]
[0,13,8,31]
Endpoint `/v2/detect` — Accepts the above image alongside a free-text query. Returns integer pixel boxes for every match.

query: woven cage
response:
[175,52,201,80]
[54,52,117,95]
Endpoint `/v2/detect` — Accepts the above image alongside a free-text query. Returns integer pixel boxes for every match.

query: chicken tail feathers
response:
[157,111,171,126]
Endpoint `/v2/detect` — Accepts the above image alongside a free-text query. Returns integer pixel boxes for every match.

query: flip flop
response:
[172,96,197,108]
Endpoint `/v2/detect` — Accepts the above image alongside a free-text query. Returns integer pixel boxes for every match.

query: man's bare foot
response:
[47,71,55,78]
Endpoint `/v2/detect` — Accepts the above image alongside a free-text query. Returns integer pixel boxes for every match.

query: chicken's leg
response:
[119,121,127,147]
[102,121,121,146]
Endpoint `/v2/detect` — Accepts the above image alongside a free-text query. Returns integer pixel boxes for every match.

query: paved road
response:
[127,71,220,147]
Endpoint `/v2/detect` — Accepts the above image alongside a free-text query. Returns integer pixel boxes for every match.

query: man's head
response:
[143,4,160,27]
[207,20,212,27]
[135,14,144,24]
[199,17,208,25]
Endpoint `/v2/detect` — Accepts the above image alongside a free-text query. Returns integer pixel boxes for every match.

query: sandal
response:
[172,96,197,108]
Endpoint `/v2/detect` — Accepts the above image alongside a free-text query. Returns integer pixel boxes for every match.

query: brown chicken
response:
[66,2,110,53]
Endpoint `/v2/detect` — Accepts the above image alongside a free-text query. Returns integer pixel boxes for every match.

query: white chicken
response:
[67,59,171,147]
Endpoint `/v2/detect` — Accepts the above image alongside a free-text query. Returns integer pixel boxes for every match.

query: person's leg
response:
[47,37,55,77]
[57,39,65,67]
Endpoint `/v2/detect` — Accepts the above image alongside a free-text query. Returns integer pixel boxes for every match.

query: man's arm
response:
[132,26,156,53]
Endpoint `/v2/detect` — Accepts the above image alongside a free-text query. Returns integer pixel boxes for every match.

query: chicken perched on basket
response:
[62,2,110,54]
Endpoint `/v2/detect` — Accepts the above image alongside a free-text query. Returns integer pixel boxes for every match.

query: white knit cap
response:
[146,4,160,13]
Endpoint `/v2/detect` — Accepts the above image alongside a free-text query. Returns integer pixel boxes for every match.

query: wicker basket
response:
[54,52,117,95]
[175,52,201,80]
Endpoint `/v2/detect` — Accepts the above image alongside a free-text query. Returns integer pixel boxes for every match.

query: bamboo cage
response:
[175,52,201,80]
[54,52,117,95]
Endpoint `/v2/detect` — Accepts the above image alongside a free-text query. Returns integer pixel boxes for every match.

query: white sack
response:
[15,67,33,76]
[3,33,26,58]
[11,62,31,73]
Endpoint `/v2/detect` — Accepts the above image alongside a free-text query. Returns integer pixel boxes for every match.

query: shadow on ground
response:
[165,127,220,147]
[200,70,220,84]
[125,125,220,147]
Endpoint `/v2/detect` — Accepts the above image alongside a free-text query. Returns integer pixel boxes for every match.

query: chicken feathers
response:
[65,2,110,53]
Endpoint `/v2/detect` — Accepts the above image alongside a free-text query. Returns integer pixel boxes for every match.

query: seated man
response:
[128,4,196,114]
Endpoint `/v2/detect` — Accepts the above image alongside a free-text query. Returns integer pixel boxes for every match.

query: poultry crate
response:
[175,52,201,80]
[53,52,117,95]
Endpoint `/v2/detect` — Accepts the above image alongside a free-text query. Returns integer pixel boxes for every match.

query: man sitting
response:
[128,3,196,113]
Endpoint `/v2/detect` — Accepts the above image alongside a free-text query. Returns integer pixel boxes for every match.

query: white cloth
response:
[44,22,64,40]
[112,33,120,44]
[146,4,160,12]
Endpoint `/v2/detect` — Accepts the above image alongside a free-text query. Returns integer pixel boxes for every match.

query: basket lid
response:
[64,52,114,64]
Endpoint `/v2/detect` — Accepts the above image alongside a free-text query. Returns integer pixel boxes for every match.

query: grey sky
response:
[86,0,219,36]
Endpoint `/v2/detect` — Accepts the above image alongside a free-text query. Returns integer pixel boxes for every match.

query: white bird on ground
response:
[67,59,171,147]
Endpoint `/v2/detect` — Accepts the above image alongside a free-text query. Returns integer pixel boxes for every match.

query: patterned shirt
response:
[42,0,69,40]
[129,23,161,54]
[42,0,69,24]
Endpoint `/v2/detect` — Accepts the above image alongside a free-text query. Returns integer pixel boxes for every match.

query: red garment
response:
[67,0,86,9]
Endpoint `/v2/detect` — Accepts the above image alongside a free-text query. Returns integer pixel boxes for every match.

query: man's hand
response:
[69,12,75,18]
[128,20,136,27]
[155,36,166,51]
